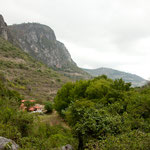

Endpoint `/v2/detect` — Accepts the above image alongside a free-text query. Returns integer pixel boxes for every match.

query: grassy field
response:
[39,111,70,129]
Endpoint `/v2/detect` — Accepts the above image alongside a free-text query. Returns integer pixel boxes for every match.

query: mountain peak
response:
[8,23,76,70]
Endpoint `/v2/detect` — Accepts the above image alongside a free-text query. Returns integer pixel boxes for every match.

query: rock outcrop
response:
[61,144,73,150]
[0,15,13,42]
[0,15,8,40]
[0,137,19,150]
[9,23,76,72]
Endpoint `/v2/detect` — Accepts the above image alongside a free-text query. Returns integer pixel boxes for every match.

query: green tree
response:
[65,100,122,150]
[44,101,53,113]
[54,82,75,116]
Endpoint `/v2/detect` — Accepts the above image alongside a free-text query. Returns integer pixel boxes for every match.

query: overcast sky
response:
[1,0,150,79]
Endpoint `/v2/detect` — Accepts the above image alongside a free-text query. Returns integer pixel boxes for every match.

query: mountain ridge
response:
[83,67,147,87]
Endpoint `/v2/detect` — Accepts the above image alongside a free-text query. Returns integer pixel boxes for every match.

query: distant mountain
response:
[83,67,147,87]
[8,23,90,79]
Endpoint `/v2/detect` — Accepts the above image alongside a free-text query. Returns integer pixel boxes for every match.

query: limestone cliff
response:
[9,23,80,73]
[0,15,8,40]
[0,15,13,42]
[0,15,10,40]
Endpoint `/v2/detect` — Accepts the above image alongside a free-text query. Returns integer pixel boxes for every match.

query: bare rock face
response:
[0,14,14,43]
[0,137,19,150]
[8,23,77,72]
[0,15,8,40]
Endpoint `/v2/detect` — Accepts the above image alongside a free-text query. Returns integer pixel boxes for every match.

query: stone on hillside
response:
[0,137,19,150]
[61,144,73,150]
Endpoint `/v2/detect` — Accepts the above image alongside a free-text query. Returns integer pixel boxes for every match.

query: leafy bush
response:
[97,130,150,150]
[44,101,53,113]
[54,82,75,115]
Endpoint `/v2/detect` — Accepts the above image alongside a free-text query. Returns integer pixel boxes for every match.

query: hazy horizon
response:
[1,0,150,80]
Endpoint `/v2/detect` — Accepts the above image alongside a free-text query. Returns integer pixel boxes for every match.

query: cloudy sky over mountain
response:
[1,0,150,79]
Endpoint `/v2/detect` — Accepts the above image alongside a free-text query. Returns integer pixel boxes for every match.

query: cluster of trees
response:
[54,75,150,150]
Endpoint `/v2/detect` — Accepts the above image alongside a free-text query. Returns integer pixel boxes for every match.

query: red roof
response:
[29,100,36,102]
[21,100,36,103]
[29,107,35,111]
[34,106,40,109]
[21,100,27,103]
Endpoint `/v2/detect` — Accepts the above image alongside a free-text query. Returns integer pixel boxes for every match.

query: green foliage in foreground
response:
[0,78,77,150]
[54,75,150,149]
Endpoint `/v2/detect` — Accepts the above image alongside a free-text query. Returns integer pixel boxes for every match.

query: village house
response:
[20,100,44,113]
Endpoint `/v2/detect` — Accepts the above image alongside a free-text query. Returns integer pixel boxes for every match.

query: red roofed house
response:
[20,100,44,113]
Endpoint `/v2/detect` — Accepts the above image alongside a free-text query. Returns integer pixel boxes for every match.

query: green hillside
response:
[0,37,70,102]
[0,72,77,150]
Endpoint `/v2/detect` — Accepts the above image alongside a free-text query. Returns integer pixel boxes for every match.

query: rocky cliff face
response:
[0,15,9,40]
[0,15,90,79]
[0,14,77,72]
[0,15,13,42]
[8,23,77,72]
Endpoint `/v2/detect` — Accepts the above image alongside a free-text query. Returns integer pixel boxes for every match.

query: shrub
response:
[44,101,53,113]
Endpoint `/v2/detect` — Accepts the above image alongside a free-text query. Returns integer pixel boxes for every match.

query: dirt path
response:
[39,110,70,129]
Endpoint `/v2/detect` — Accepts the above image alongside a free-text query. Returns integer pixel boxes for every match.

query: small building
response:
[20,100,44,113]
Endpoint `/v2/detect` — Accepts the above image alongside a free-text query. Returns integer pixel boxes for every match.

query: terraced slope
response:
[0,37,71,102]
